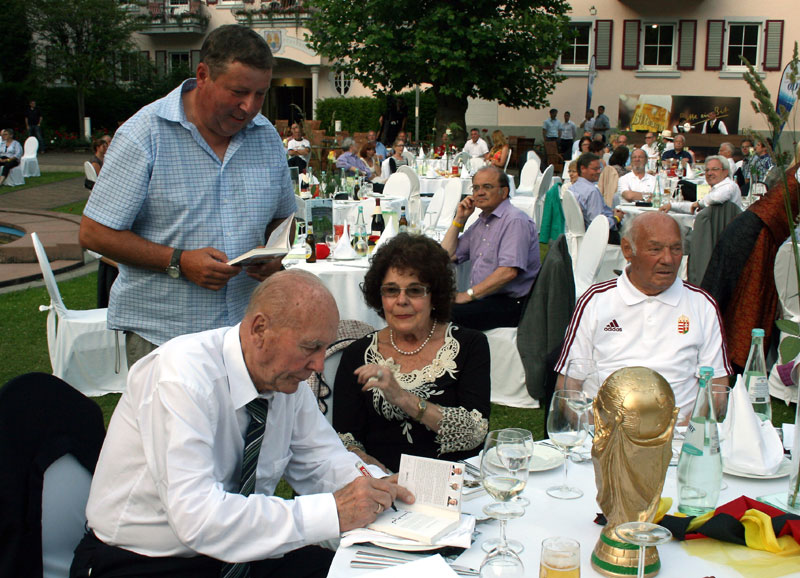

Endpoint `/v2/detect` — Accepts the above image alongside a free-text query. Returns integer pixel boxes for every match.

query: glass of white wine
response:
[497,428,534,508]
[539,536,580,578]
[480,430,527,555]
[546,390,589,499]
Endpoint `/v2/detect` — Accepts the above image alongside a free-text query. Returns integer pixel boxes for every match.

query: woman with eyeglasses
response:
[386,139,408,175]
[333,234,490,473]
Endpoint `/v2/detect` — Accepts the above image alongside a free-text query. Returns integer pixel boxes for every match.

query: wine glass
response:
[614,522,672,578]
[497,428,534,508]
[480,546,525,578]
[563,359,598,444]
[546,390,589,499]
[539,537,580,578]
[480,430,526,554]
[711,383,731,490]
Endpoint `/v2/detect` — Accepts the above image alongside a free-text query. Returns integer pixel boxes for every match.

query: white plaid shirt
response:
[84,79,295,345]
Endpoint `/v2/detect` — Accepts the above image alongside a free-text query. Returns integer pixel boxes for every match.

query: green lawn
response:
[0,172,83,193]
[52,199,88,215]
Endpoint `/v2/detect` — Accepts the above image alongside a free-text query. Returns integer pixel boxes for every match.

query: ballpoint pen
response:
[356,461,397,511]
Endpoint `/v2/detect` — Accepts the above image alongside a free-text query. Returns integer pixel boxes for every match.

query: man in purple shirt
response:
[441,166,541,330]
[335,137,372,178]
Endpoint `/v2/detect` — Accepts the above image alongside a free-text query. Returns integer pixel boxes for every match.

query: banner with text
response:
[618,95,742,134]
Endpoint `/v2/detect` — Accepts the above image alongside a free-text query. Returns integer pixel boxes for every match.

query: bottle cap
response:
[751,328,765,337]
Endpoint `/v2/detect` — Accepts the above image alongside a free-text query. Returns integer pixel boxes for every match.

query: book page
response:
[397,454,463,516]
[227,214,295,266]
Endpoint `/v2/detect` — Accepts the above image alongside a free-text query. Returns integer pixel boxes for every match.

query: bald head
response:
[621,212,683,296]
[246,269,336,323]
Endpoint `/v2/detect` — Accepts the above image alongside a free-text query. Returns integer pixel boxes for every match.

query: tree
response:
[27,0,142,140]
[306,0,572,142]
[0,0,33,83]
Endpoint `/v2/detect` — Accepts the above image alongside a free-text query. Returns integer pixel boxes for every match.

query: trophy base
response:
[591,527,661,577]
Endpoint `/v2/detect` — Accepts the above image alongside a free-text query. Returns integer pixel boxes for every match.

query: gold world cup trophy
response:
[590,367,679,578]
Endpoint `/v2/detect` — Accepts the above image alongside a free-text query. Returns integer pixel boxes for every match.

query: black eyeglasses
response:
[380,284,430,299]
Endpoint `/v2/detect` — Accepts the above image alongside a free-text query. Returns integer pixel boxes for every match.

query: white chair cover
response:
[561,187,586,260]
[42,454,92,578]
[469,157,485,172]
[21,137,40,178]
[3,164,24,186]
[533,164,554,226]
[383,172,411,199]
[84,161,97,183]
[483,327,539,409]
[503,148,512,171]
[515,158,541,195]
[527,150,542,165]
[397,165,421,195]
[422,186,446,230]
[769,241,800,403]
[436,178,463,229]
[31,232,128,396]
[380,157,392,179]
[573,215,609,298]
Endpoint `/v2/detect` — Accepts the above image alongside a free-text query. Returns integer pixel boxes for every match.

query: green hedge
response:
[315,90,438,142]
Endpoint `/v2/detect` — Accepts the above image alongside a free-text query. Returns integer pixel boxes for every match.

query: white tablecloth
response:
[328,451,798,577]
[419,176,472,197]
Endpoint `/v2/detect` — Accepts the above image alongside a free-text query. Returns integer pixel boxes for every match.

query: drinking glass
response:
[614,522,672,578]
[562,359,598,430]
[546,390,589,499]
[497,428,534,508]
[711,384,731,490]
[480,546,525,578]
[480,430,526,554]
[325,234,336,253]
[539,537,580,578]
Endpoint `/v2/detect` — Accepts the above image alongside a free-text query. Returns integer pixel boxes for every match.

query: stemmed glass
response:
[480,430,527,555]
[546,390,589,499]
[614,522,672,578]
[497,428,534,508]
[479,546,525,578]
[711,384,731,490]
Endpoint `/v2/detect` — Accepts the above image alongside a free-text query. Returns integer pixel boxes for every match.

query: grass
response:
[0,171,83,193]
[52,199,88,216]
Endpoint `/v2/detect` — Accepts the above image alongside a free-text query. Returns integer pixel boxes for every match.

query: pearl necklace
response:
[390,320,437,356]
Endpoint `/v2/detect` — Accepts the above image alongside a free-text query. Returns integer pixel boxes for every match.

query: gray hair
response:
[341,137,355,150]
[621,212,685,255]
[704,155,729,174]
[719,142,734,155]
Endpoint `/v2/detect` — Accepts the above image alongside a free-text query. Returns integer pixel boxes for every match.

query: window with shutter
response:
[705,20,724,70]
[763,20,784,71]
[677,20,696,70]
[641,23,676,68]
[726,22,760,69]
[622,20,640,70]
[594,20,613,70]
[560,22,592,68]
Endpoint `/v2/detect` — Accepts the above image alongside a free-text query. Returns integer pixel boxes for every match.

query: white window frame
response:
[723,20,762,71]
[640,22,677,70]
[559,21,593,71]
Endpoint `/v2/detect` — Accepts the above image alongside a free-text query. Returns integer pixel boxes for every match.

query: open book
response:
[368,454,463,545]
[227,214,295,266]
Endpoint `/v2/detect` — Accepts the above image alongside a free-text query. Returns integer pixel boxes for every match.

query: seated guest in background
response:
[367,130,387,162]
[360,142,382,181]
[608,146,630,178]
[286,122,311,172]
[718,142,737,175]
[572,135,592,159]
[336,137,373,178]
[71,270,412,578]
[641,132,659,160]
[85,137,109,190]
[555,212,732,422]
[392,130,416,164]
[618,148,655,202]
[0,129,22,187]
[701,110,728,135]
[661,134,694,167]
[463,128,489,159]
[442,166,541,330]
[386,139,409,175]
[750,138,775,184]
[570,153,623,243]
[487,129,510,169]
[566,160,579,187]
[660,155,743,214]
[333,235,490,473]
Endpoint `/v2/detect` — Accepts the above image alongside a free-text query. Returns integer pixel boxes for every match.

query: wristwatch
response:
[466,287,476,301]
[414,398,428,421]
[166,249,183,279]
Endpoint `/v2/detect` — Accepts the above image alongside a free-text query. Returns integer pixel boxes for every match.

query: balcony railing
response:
[139,1,210,34]
[233,0,312,27]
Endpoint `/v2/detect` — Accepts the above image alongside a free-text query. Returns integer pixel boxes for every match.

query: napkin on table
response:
[332,226,358,260]
[460,165,469,179]
[719,375,784,476]
[340,514,475,549]
[374,215,397,251]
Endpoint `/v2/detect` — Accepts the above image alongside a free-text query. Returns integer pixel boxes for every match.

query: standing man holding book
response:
[79,25,296,367]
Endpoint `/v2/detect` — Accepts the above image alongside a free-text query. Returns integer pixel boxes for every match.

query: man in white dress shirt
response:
[701,110,728,135]
[555,212,732,421]
[71,270,411,578]
[660,155,743,214]
[286,122,311,171]
[640,132,659,160]
[463,128,489,159]
[618,148,656,202]
[559,111,578,157]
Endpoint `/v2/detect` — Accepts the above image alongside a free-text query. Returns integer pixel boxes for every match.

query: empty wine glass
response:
[480,545,525,578]
[497,428,534,508]
[563,359,598,440]
[547,390,589,499]
[614,522,672,578]
[480,430,526,554]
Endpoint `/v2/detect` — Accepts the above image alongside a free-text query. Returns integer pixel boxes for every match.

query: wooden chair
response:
[274,119,290,137]
[543,141,564,174]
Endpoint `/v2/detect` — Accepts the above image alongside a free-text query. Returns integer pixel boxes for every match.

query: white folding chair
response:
[31,232,128,396]
[397,165,421,195]
[533,164,554,226]
[422,187,446,230]
[380,157,392,178]
[503,148,512,172]
[383,172,412,199]
[482,327,539,409]
[469,157,486,172]
[21,136,41,178]
[573,215,609,298]
[84,161,97,184]
[527,150,542,165]
[769,242,800,403]
[561,187,586,261]
[515,158,541,196]
[436,178,463,229]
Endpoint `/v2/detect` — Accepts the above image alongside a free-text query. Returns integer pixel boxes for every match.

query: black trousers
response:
[451,293,526,331]
[70,531,335,578]
[0,157,19,177]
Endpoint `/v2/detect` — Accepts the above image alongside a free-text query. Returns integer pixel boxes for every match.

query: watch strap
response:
[167,249,183,275]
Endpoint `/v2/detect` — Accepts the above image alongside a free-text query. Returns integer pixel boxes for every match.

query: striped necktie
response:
[220,398,269,578]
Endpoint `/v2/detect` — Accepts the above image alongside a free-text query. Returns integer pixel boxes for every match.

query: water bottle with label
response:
[744,328,772,422]
[677,366,722,516]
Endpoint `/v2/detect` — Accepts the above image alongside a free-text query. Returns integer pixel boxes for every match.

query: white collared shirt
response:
[463,138,489,158]
[86,325,369,562]
[698,176,743,209]
[555,273,732,418]
[617,171,656,196]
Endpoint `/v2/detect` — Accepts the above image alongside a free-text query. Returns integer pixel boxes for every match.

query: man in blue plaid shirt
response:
[79,25,296,367]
